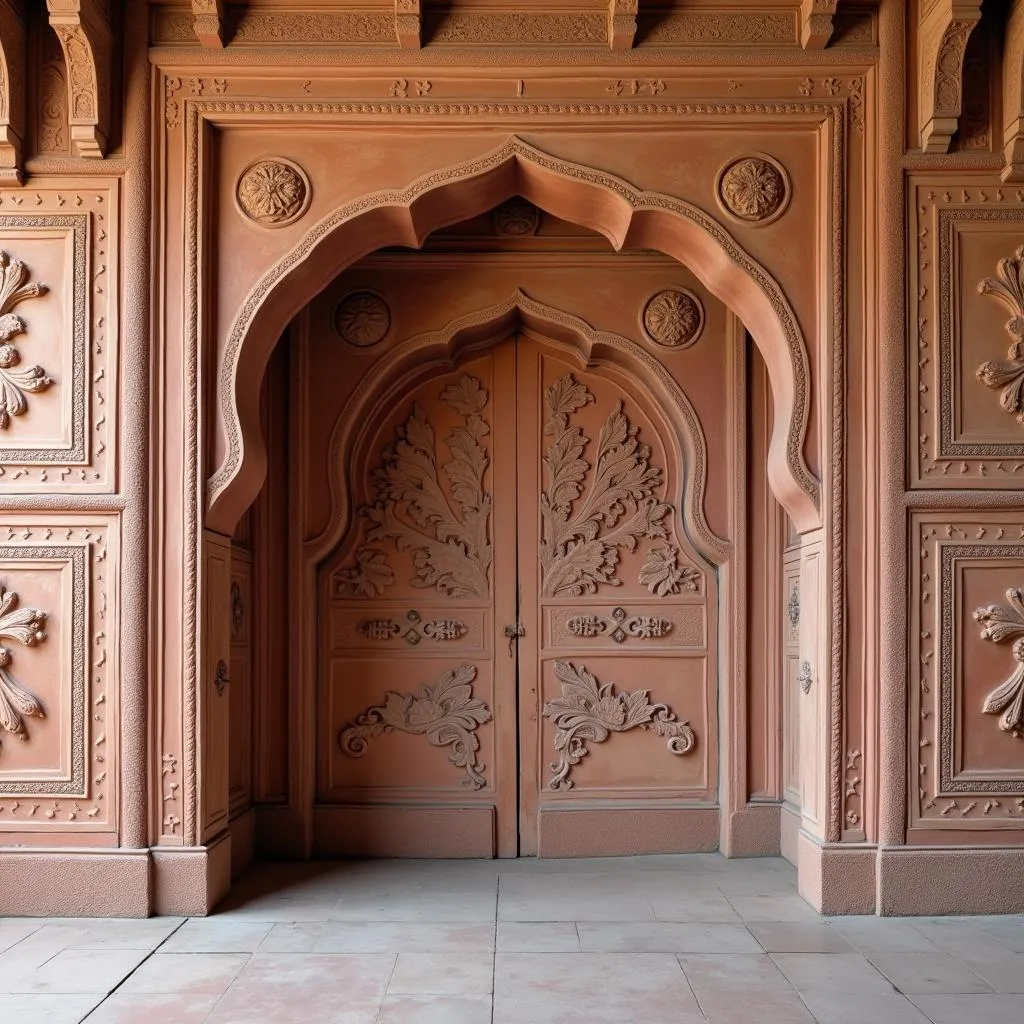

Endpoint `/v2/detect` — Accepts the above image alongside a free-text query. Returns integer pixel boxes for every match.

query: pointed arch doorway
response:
[315,323,720,859]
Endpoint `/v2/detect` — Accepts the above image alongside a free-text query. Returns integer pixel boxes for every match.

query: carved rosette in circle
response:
[334,291,391,348]
[235,157,311,227]
[716,155,790,225]
[642,288,704,349]
[493,197,540,236]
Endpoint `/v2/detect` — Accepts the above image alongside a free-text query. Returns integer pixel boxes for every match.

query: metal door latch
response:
[504,622,525,656]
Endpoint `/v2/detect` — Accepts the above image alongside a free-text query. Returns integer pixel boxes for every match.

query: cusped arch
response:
[310,290,727,571]
[210,136,819,535]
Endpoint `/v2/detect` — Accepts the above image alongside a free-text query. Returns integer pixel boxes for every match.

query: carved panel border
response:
[0,214,87,468]
[912,513,1024,831]
[0,544,85,797]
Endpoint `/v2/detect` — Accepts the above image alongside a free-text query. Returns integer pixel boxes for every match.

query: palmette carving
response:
[976,247,1024,423]
[334,375,492,598]
[974,588,1024,738]
[0,583,46,747]
[339,663,492,788]
[0,251,51,430]
[543,661,694,790]
[540,374,676,597]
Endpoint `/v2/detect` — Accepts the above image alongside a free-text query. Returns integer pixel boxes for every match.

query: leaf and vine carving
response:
[540,374,688,597]
[0,251,52,430]
[542,660,695,790]
[338,663,493,788]
[974,588,1024,738]
[333,375,492,599]
[976,247,1024,423]
[0,583,47,747]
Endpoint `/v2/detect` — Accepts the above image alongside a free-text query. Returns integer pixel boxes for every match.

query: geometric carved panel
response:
[0,185,118,492]
[911,512,1024,833]
[911,180,1024,487]
[0,516,117,834]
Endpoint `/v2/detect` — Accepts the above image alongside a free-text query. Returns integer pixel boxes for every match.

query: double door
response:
[319,335,714,857]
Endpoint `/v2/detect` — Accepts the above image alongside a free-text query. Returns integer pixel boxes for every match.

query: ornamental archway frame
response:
[154,92,854,912]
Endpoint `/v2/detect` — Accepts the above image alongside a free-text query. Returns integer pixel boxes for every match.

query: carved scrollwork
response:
[333,375,492,599]
[0,251,51,431]
[798,660,814,694]
[541,374,685,597]
[788,584,800,629]
[235,157,311,227]
[974,588,1024,738]
[567,607,673,643]
[542,660,694,790]
[339,663,492,788]
[716,155,790,225]
[358,611,467,644]
[0,583,47,747]
[976,247,1024,423]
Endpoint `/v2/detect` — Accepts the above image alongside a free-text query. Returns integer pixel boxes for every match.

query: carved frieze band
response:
[974,588,1024,739]
[0,251,51,431]
[542,660,695,790]
[333,374,492,599]
[976,246,1024,424]
[540,373,698,598]
[338,663,492,789]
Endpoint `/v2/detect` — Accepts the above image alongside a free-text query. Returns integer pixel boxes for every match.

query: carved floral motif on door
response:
[333,374,492,599]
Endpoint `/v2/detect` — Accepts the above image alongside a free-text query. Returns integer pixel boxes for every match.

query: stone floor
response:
[1,855,1023,1023]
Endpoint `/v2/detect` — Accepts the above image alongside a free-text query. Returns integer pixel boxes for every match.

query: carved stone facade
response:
[0,0,1021,919]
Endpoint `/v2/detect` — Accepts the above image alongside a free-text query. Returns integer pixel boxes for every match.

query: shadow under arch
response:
[309,290,729,571]
[209,135,820,535]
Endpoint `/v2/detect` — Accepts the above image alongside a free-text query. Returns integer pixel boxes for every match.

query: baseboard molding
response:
[230,808,256,879]
[780,802,800,866]
[722,802,781,857]
[314,805,496,858]
[797,831,877,915]
[538,805,719,857]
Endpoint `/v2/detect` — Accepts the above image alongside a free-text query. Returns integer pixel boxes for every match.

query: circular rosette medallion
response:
[641,288,705,349]
[235,157,311,227]
[715,154,790,226]
[493,197,541,236]
[334,291,392,348]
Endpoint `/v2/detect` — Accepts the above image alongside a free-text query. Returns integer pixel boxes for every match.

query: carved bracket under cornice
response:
[608,0,637,50]
[192,0,225,48]
[46,0,111,159]
[1003,0,1024,182]
[800,0,837,49]
[0,0,26,185]
[918,0,983,154]
[395,0,421,49]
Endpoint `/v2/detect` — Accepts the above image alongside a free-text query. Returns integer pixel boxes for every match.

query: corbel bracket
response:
[192,0,225,48]
[395,0,422,49]
[800,0,838,49]
[1002,0,1024,181]
[608,0,637,51]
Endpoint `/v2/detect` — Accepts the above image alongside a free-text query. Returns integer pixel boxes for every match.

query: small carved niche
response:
[954,12,995,153]
[33,21,70,158]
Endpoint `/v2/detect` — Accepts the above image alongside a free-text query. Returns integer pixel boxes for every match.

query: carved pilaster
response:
[395,0,421,49]
[192,0,225,48]
[1002,0,1024,182]
[45,0,111,159]
[917,0,983,153]
[0,0,26,185]
[608,0,637,51]
[800,0,837,49]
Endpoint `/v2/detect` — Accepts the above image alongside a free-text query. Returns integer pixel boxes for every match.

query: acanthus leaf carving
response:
[334,374,492,599]
[638,545,701,596]
[339,663,492,788]
[977,246,1024,422]
[540,373,676,597]
[974,587,1024,738]
[0,251,51,430]
[543,660,695,790]
[0,582,46,746]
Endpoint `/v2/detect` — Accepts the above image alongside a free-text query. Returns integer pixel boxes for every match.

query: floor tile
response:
[55,917,186,950]
[866,951,993,994]
[11,947,150,994]
[834,918,940,954]
[727,894,822,923]
[376,994,492,1024]
[387,952,494,995]
[909,993,1024,1024]
[117,952,249,994]
[329,891,496,923]
[162,918,273,953]
[910,919,1020,961]
[748,922,854,953]
[0,993,103,1024]
[203,952,394,1024]
[259,922,327,952]
[955,953,1024,993]
[799,992,931,1023]
[680,953,815,1023]
[770,952,897,995]
[973,918,1024,953]
[83,992,221,1023]
[648,890,741,923]
[493,952,704,1024]
[314,922,494,953]
[0,920,42,955]
[577,920,761,953]
[496,921,580,952]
